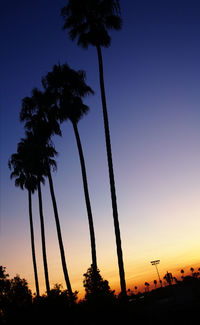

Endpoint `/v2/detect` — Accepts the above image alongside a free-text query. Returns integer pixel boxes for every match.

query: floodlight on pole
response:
[150,260,162,287]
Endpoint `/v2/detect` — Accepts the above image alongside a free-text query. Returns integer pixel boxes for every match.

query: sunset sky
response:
[0,0,200,298]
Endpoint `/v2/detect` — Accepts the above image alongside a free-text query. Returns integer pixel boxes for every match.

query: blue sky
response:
[0,0,200,296]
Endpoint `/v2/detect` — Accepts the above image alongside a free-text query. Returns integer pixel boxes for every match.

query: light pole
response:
[151,260,162,287]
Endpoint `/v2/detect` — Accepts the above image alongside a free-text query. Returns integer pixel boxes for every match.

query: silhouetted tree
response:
[49,283,78,306]
[14,135,51,295]
[180,269,184,279]
[0,266,9,281]
[8,149,40,297]
[0,266,10,319]
[20,88,61,140]
[0,269,32,323]
[153,279,157,288]
[163,271,173,286]
[61,0,126,297]
[190,267,194,276]
[144,282,150,292]
[42,64,98,273]
[83,264,115,304]
[20,89,74,301]
[9,275,32,306]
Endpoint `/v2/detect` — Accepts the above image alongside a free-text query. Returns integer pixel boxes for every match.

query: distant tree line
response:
[1,264,200,324]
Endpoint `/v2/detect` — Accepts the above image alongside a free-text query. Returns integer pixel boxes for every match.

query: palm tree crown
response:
[61,0,122,48]
[9,136,47,190]
[42,63,94,124]
[20,88,61,140]
[8,152,37,194]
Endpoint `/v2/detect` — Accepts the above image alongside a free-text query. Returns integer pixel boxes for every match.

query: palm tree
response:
[180,269,184,279]
[42,64,98,272]
[144,282,150,293]
[16,134,51,295]
[8,143,40,297]
[42,140,74,301]
[20,91,74,301]
[20,88,61,140]
[153,279,157,289]
[61,0,126,296]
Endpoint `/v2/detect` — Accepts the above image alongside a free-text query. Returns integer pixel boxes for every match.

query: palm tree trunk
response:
[72,122,97,271]
[47,169,74,301]
[37,181,50,295]
[28,189,40,297]
[96,45,126,297]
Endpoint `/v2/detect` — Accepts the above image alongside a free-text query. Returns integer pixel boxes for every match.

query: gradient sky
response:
[1,0,200,297]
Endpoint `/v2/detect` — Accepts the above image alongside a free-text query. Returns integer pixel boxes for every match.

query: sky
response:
[0,0,200,298]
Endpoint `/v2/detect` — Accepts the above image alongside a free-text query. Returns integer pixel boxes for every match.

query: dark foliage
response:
[61,0,122,48]
[83,264,115,305]
[0,268,32,324]
[1,265,200,325]
[42,63,94,124]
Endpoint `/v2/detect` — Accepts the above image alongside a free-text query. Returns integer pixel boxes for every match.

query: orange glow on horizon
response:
[19,252,200,299]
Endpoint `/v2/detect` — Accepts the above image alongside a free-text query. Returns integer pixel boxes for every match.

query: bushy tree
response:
[48,283,78,305]
[0,267,10,321]
[163,271,173,286]
[83,264,115,304]
[0,267,32,323]
[0,266,10,293]
[8,275,32,306]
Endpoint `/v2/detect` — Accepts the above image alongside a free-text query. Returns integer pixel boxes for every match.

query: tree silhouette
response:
[0,269,32,324]
[153,280,157,288]
[9,275,32,306]
[13,134,51,295]
[20,91,74,301]
[163,271,173,286]
[180,269,184,278]
[42,63,98,273]
[61,0,126,297]
[144,282,150,292]
[0,266,11,318]
[83,264,115,304]
[8,148,40,297]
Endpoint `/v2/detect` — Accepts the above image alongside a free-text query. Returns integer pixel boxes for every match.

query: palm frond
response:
[61,0,122,48]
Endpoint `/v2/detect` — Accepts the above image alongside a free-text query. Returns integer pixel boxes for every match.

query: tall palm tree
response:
[8,143,40,297]
[16,134,51,296]
[61,0,126,296]
[42,64,98,272]
[20,89,74,301]
[180,269,184,279]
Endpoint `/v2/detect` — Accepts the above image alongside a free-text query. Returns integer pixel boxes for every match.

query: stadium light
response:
[150,260,162,287]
